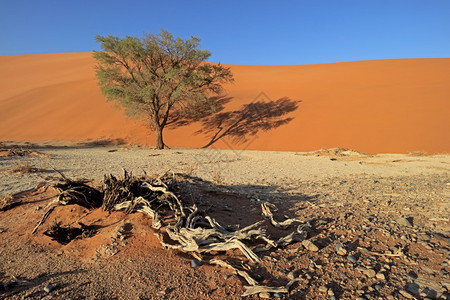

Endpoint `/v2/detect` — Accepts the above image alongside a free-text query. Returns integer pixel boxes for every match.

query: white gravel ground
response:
[0,142,448,196]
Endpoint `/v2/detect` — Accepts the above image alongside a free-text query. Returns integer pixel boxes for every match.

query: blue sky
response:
[1,0,449,65]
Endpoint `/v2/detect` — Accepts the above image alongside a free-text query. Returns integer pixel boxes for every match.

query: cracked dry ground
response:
[0,172,449,299]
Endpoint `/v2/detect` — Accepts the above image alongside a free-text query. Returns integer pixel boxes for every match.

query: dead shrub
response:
[1,147,49,158]
[0,194,14,211]
[9,160,44,174]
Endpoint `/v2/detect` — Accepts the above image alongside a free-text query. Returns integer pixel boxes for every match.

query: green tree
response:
[93,30,234,149]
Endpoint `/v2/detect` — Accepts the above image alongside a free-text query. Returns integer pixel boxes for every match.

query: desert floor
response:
[0,142,449,299]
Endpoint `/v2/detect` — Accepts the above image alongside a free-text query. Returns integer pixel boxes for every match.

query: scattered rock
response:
[259,292,271,298]
[287,271,295,280]
[406,271,418,280]
[336,243,347,256]
[363,268,376,278]
[347,255,357,263]
[418,233,431,241]
[273,292,284,298]
[190,259,203,268]
[318,286,328,293]
[399,289,414,299]
[302,240,319,252]
[396,217,414,227]
[44,285,56,293]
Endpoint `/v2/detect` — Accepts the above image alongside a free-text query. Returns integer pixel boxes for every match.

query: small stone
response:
[302,240,319,252]
[287,271,295,280]
[190,259,203,268]
[319,286,328,293]
[374,284,382,291]
[363,268,376,278]
[396,217,413,227]
[273,292,284,298]
[406,271,418,280]
[376,273,386,280]
[399,289,414,299]
[347,255,357,263]
[286,247,298,254]
[329,296,336,300]
[259,292,271,298]
[44,285,56,293]
[336,243,347,256]
[328,289,335,296]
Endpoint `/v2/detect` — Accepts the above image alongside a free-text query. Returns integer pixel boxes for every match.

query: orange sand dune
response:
[0,52,449,153]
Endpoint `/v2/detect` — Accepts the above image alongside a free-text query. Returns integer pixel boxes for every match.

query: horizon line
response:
[1,51,449,67]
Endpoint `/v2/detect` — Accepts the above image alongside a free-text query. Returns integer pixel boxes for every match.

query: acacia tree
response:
[93,30,233,149]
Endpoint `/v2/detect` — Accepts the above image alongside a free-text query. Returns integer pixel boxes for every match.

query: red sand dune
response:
[0,52,449,154]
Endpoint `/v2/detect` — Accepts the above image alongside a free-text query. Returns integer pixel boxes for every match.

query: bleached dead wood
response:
[209,259,258,286]
[33,170,313,297]
[242,285,289,297]
[261,202,301,229]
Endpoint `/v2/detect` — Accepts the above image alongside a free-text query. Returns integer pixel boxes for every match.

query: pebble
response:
[259,292,271,298]
[287,271,295,280]
[273,292,284,298]
[190,259,203,268]
[396,217,413,227]
[318,286,328,293]
[406,271,418,280]
[374,284,382,291]
[399,289,414,298]
[44,285,56,293]
[302,240,319,252]
[336,243,347,256]
[376,273,385,280]
[363,268,376,278]
[347,255,357,263]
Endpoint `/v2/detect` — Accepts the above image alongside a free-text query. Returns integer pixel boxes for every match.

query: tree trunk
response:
[154,124,165,149]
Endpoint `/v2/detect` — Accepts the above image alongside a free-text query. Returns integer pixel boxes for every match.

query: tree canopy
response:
[93,30,234,149]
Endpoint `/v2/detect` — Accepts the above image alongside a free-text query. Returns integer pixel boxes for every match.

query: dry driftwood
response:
[358,246,405,257]
[209,259,302,297]
[261,202,301,229]
[32,171,103,234]
[209,259,258,286]
[33,169,311,297]
[242,285,289,297]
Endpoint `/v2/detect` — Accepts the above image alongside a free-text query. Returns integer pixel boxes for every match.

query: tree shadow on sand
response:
[165,95,234,128]
[196,97,301,148]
